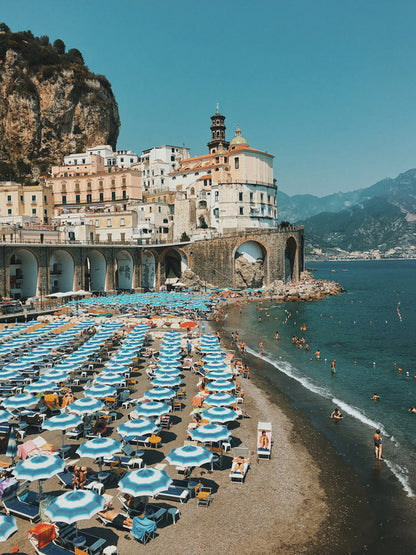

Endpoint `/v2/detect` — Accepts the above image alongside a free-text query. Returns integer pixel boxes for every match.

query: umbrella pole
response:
[98,457,102,473]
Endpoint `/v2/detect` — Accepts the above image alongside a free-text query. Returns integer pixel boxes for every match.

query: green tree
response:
[67,48,84,64]
[0,23,10,33]
[53,38,65,54]
[180,232,190,242]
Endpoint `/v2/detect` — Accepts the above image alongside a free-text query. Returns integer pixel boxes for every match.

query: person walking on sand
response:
[374,429,383,460]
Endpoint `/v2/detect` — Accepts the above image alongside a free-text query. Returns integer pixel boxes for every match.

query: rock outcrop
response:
[264,278,345,301]
[234,257,264,289]
[0,28,120,173]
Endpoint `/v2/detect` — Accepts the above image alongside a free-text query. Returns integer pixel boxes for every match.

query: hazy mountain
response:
[279,169,416,257]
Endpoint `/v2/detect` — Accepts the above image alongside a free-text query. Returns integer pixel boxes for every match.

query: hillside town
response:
[0,109,278,247]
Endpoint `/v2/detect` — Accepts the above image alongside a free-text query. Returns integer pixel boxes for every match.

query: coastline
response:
[210,320,375,554]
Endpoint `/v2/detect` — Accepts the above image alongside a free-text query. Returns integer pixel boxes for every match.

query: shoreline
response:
[210,319,375,554]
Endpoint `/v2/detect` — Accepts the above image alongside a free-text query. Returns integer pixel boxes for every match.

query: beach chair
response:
[229,459,250,483]
[257,421,272,460]
[154,485,190,504]
[56,523,106,555]
[97,508,132,530]
[131,515,157,545]
[28,523,75,555]
[103,443,143,469]
[3,488,40,522]
[196,486,213,508]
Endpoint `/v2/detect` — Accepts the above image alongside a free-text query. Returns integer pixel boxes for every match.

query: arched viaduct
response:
[0,227,304,299]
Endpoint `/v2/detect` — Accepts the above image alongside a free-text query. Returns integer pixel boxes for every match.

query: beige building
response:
[47,155,142,216]
[0,181,54,224]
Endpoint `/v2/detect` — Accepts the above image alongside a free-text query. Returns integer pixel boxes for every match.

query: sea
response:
[221,259,416,553]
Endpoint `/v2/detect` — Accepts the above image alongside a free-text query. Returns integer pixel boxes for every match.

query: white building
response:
[137,145,190,192]
[64,145,139,170]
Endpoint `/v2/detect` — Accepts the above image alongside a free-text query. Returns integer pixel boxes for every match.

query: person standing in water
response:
[330,408,343,421]
[374,429,383,460]
[331,359,336,374]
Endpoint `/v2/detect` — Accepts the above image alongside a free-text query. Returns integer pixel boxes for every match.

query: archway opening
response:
[285,237,297,282]
[164,249,187,281]
[9,249,38,300]
[116,250,133,291]
[85,251,107,292]
[234,241,266,289]
[141,251,156,291]
[49,250,75,293]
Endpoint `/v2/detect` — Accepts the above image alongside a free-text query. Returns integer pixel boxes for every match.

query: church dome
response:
[230,124,248,147]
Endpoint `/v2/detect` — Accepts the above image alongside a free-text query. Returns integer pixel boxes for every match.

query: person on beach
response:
[232,455,249,473]
[215,331,221,342]
[315,349,320,360]
[330,408,343,421]
[186,340,192,356]
[259,430,270,449]
[72,466,87,489]
[374,429,383,460]
[240,341,246,355]
[230,332,234,345]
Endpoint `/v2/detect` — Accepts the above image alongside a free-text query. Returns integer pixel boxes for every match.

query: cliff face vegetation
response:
[0,26,120,177]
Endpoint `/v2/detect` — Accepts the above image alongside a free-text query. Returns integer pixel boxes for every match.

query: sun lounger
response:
[56,523,106,555]
[229,460,250,483]
[103,443,143,468]
[154,486,189,504]
[97,508,132,530]
[31,539,75,555]
[3,492,40,522]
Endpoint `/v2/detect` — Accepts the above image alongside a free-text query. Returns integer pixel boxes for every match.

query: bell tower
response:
[207,104,229,154]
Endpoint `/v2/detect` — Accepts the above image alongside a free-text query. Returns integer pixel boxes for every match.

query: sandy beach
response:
[1,309,370,554]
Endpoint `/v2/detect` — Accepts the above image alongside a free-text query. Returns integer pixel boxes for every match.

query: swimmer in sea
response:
[409,406,416,413]
[371,393,379,402]
[331,359,336,374]
[315,349,320,360]
[275,331,279,341]
[373,429,383,460]
[330,408,343,421]
[259,341,264,354]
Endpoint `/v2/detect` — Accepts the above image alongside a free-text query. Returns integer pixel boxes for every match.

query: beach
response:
[0,305,378,555]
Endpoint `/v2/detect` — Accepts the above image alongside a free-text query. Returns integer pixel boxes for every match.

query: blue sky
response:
[3,0,416,196]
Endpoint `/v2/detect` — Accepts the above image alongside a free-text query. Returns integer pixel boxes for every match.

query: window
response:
[82,158,86,164]
[250,192,254,202]
[239,207,244,215]
[260,193,264,201]
[161,169,164,175]
[107,219,112,227]
[163,196,166,202]
[120,232,125,242]
[214,191,219,200]
[86,194,91,203]
[32,208,36,215]
[62,196,67,205]
[95,220,99,227]
[87,182,92,191]
[99,181,104,190]
[31,195,36,202]
[7,195,11,203]
[120,218,125,226]
[61,184,66,193]
[234,157,239,169]
[122,190,127,199]
[239,192,243,201]
[99,193,104,202]
[107,233,112,242]
[20,195,24,203]
[7,209,12,215]
[158,197,161,202]
[75,195,80,204]
[130,158,134,163]
[111,179,116,186]
[213,207,219,218]
[120,158,124,163]
[112,191,116,201]
[44,195,47,203]
[268,195,271,203]
[170,156,175,161]
[122,177,126,186]
[158,206,161,213]
[163,227,169,233]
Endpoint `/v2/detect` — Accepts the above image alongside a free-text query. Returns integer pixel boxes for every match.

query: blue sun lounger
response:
[3,493,40,522]
[154,486,189,504]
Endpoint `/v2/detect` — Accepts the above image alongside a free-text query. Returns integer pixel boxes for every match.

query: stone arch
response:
[161,248,189,281]
[115,250,133,290]
[141,250,156,291]
[49,250,75,293]
[233,240,267,289]
[285,236,298,282]
[9,248,39,300]
[84,250,107,292]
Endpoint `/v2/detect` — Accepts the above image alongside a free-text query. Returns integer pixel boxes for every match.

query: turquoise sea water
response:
[222,259,416,550]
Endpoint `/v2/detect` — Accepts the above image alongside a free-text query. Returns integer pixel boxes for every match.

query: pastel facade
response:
[0,181,54,224]
[138,145,190,192]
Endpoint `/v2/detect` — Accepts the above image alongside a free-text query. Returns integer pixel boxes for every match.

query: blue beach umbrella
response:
[24,379,57,394]
[203,392,237,407]
[45,489,105,526]
[84,384,117,398]
[43,412,82,445]
[2,393,38,410]
[144,387,176,401]
[43,370,69,383]
[117,418,158,438]
[135,401,171,419]
[165,444,214,468]
[6,428,17,463]
[154,368,182,377]
[201,406,238,423]
[0,410,13,423]
[205,371,234,381]
[0,370,20,382]
[95,373,125,386]
[189,423,231,443]
[203,352,226,362]
[203,360,229,370]
[0,515,18,542]
[118,467,172,497]
[13,454,65,493]
[205,380,235,393]
[76,436,122,472]
[69,397,104,415]
[151,375,181,388]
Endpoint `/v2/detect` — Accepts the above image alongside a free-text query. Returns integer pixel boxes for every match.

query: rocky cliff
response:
[0,27,120,175]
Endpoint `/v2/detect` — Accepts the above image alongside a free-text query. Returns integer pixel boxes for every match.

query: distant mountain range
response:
[279,169,416,258]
